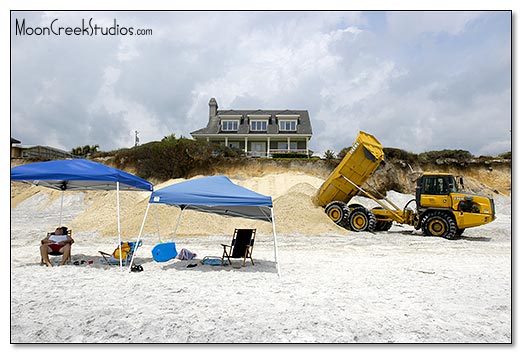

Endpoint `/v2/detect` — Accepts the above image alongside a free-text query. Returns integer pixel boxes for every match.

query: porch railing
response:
[246,149,310,158]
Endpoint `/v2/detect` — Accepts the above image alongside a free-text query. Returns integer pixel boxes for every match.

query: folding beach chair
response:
[99,240,142,266]
[221,229,256,267]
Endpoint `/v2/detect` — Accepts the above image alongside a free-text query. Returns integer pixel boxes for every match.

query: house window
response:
[250,120,268,131]
[221,120,239,131]
[279,120,297,131]
[277,142,297,150]
[228,142,240,149]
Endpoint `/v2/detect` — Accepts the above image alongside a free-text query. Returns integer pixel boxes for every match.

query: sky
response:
[9,10,512,157]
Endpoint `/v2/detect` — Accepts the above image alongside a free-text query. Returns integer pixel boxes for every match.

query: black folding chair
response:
[221,229,256,267]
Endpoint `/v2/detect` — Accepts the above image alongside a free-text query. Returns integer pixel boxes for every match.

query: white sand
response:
[9,173,511,343]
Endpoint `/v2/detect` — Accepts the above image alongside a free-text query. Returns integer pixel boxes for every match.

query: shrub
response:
[383,148,417,163]
[337,147,350,160]
[498,151,511,159]
[271,152,310,159]
[418,149,473,162]
[112,137,239,180]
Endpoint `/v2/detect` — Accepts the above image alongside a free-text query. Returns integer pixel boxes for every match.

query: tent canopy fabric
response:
[150,175,273,222]
[10,159,153,192]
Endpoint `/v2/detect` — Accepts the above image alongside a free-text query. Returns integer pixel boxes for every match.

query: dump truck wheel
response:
[325,201,348,225]
[348,208,377,232]
[421,211,457,239]
[341,205,353,229]
[375,221,393,231]
[372,207,392,232]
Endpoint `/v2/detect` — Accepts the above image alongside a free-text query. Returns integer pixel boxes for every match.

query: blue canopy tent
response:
[130,176,280,276]
[11,159,153,268]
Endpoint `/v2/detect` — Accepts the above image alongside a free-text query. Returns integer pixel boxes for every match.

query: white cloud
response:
[117,38,139,62]
[10,11,511,156]
[386,11,485,40]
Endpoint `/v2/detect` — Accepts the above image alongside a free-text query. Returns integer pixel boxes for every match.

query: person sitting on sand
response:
[40,226,74,266]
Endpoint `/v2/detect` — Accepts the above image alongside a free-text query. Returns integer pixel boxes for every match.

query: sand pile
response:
[11,170,508,239]
[11,172,348,239]
[272,182,349,235]
[69,189,151,237]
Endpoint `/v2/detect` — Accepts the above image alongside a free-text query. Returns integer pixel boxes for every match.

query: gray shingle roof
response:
[191,109,312,136]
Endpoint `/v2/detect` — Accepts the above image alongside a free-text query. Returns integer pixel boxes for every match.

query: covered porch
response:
[224,136,311,158]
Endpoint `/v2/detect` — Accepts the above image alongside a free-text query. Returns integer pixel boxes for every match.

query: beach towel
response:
[201,256,223,266]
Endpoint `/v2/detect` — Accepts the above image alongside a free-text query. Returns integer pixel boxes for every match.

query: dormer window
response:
[221,120,239,131]
[279,120,297,131]
[250,120,268,131]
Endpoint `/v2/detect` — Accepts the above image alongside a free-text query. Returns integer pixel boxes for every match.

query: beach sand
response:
[10,173,511,343]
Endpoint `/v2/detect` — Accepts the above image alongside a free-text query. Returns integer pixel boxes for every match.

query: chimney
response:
[209,98,218,120]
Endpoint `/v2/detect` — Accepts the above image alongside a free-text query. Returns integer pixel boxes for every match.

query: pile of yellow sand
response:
[13,172,349,238]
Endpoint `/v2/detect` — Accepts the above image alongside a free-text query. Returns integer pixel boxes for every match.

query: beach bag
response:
[178,248,196,260]
[112,242,131,260]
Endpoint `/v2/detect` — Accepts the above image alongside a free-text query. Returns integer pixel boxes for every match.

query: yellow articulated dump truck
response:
[316,131,495,239]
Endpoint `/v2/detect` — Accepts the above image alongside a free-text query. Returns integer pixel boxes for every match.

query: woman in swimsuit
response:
[40,226,74,266]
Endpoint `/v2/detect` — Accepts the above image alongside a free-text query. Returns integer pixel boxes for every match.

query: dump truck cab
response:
[416,173,460,208]
[415,173,496,238]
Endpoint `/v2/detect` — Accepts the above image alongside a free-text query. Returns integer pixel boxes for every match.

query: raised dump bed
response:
[316,131,384,208]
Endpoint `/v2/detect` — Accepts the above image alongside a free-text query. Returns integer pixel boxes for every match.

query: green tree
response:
[323,150,336,160]
[337,147,350,160]
[70,144,100,157]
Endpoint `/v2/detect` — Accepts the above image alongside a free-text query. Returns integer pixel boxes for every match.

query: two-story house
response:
[190,98,313,157]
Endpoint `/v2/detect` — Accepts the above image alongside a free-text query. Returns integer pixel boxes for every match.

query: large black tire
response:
[421,211,457,239]
[375,220,393,231]
[372,207,393,232]
[348,207,377,232]
[340,204,353,229]
[325,201,349,226]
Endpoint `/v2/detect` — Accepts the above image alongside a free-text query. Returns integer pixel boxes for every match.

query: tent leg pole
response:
[154,203,162,243]
[271,208,281,278]
[117,182,122,270]
[172,207,184,241]
[58,190,64,227]
[128,203,151,273]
